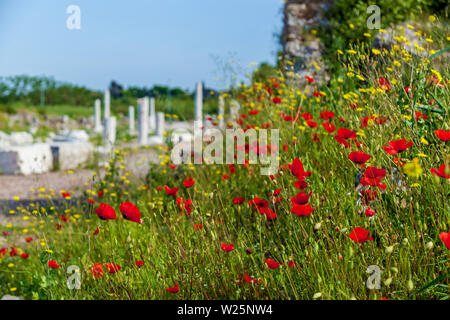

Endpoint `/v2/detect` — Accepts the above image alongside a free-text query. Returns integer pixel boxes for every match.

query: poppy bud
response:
[314,222,322,231]
[391,267,399,274]
[385,246,394,254]
[384,278,393,286]
[407,280,414,291]
[313,292,322,299]
[402,238,409,246]
[425,241,433,250]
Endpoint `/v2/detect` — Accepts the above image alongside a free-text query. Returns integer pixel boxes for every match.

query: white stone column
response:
[149,97,156,132]
[104,89,111,120]
[128,106,135,134]
[218,96,225,128]
[103,116,116,148]
[94,99,102,133]
[138,98,149,145]
[156,112,165,138]
[194,82,203,135]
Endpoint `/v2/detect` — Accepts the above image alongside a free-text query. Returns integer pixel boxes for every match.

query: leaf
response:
[429,47,450,60]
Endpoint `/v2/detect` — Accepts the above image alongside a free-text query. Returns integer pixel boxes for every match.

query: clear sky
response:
[0,0,283,92]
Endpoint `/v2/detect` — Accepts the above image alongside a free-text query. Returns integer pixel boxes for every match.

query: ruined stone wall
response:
[282,0,333,83]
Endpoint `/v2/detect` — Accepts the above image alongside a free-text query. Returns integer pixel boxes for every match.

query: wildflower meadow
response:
[0,4,448,302]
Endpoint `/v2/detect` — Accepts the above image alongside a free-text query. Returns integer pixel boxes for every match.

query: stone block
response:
[0,143,53,175]
[51,141,94,171]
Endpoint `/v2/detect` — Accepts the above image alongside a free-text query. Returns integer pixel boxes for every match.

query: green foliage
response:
[251,63,279,84]
[319,0,448,71]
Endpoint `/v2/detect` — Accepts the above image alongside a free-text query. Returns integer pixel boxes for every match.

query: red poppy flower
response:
[244,274,260,284]
[265,259,280,269]
[404,86,414,94]
[9,247,17,257]
[20,253,29,259]
[25,237,33,243]
[364,167,386,179]
[291,179,306,191]
[288,260,297,269]
[86,198,95,204]
[249,109,259,115]
[90,263,104,279]
[164,185,179,197]
[319,111,335,120]
[228,164,237,174]
[48,260,60,269]
[106,263,121,273]
[272,97,282,104]
[291,191,312,205]
[313,91,324,97]
[306,120,317,128]
[431,164,450,179]
[269,188,282,196]
[360,190,378,204]
[166,283,179,293]
[221,243,235,252]
[183,177,195,188]
[376,77,391,92]
[95,203,116,221]
[61,191,70,199]
[59,216,69,222]
[135,260,144,267]
[365,207,375,217]
[415,112,428,120]
[93,227,100,235]
[439,232,450,250]
[382,139,413,155]
[97,190,104,197]
[248,198,269,210]
[261,207,277,220]
[336,128,357,140]
[305,76,314,84]
[193,224,203,230]
[0,248,8,257]
[119,202,142,223]
[361,167,386,190]
[233,197,245,205]
[393,158,406,167]
[348,151,371,165]
[289,158,311,180]
[434,130,450,142]
[291,203,314,216]
[322,122,336,133]
[349,227,373,243]
[169,163,177,169]
[302,112,313,121]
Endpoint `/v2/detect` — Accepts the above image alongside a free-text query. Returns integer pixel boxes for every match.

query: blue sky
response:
[0,0,283,91]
